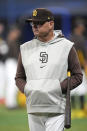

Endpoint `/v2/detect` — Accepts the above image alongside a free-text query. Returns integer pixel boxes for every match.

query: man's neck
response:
[38,31,54,42]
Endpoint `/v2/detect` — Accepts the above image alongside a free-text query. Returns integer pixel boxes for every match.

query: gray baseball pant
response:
[28,113,65,131]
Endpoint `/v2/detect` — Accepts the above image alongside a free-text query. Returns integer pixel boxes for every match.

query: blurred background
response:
[0,0,87,131]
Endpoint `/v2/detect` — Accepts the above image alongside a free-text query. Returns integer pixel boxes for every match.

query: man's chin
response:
[34,32,39,37]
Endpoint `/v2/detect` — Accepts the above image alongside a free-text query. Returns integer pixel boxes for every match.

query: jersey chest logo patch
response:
[39,52,48,63]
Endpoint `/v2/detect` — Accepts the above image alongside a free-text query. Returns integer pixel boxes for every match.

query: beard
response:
[37,29,51,38]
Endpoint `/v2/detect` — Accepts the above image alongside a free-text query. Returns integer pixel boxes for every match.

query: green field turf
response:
[0,105,87,131]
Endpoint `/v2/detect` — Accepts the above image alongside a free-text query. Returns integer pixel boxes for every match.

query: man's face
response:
[30,21,54,37]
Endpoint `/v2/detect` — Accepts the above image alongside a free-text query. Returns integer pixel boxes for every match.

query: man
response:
[5,24,21,109]
[0,21,8,104]
[15,8,83,131]
[69,19,87,116]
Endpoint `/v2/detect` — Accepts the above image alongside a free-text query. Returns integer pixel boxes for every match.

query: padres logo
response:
[48,17,50,20]
[39,52,48,63]
[33,10,37,16]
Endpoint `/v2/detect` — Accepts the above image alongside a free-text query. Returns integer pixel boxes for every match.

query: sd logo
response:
[39,52,48,63]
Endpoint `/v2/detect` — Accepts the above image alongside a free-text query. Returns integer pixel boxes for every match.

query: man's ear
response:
[50,21,54,25]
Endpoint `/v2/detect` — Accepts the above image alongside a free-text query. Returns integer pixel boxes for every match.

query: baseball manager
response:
[15,8,83,131]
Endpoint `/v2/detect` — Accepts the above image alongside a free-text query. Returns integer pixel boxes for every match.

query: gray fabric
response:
[28,113,65,131]
[20,30,74,113]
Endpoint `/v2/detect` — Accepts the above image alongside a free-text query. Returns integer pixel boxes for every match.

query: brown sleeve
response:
[60,46,83,94]
[15,53,26,93]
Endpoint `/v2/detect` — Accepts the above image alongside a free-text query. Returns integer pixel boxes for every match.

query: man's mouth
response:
[34,30,39,33]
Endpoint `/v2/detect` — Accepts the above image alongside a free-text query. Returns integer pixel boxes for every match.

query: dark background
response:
[0,0,87,43]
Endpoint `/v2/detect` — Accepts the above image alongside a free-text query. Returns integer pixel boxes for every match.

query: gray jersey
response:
[20,30,74,113]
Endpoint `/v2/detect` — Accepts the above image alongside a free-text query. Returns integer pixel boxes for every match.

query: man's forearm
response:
[15,53,26,93]
[15,77,26,93]
[60,46,83,94]
[60,73,83,94]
